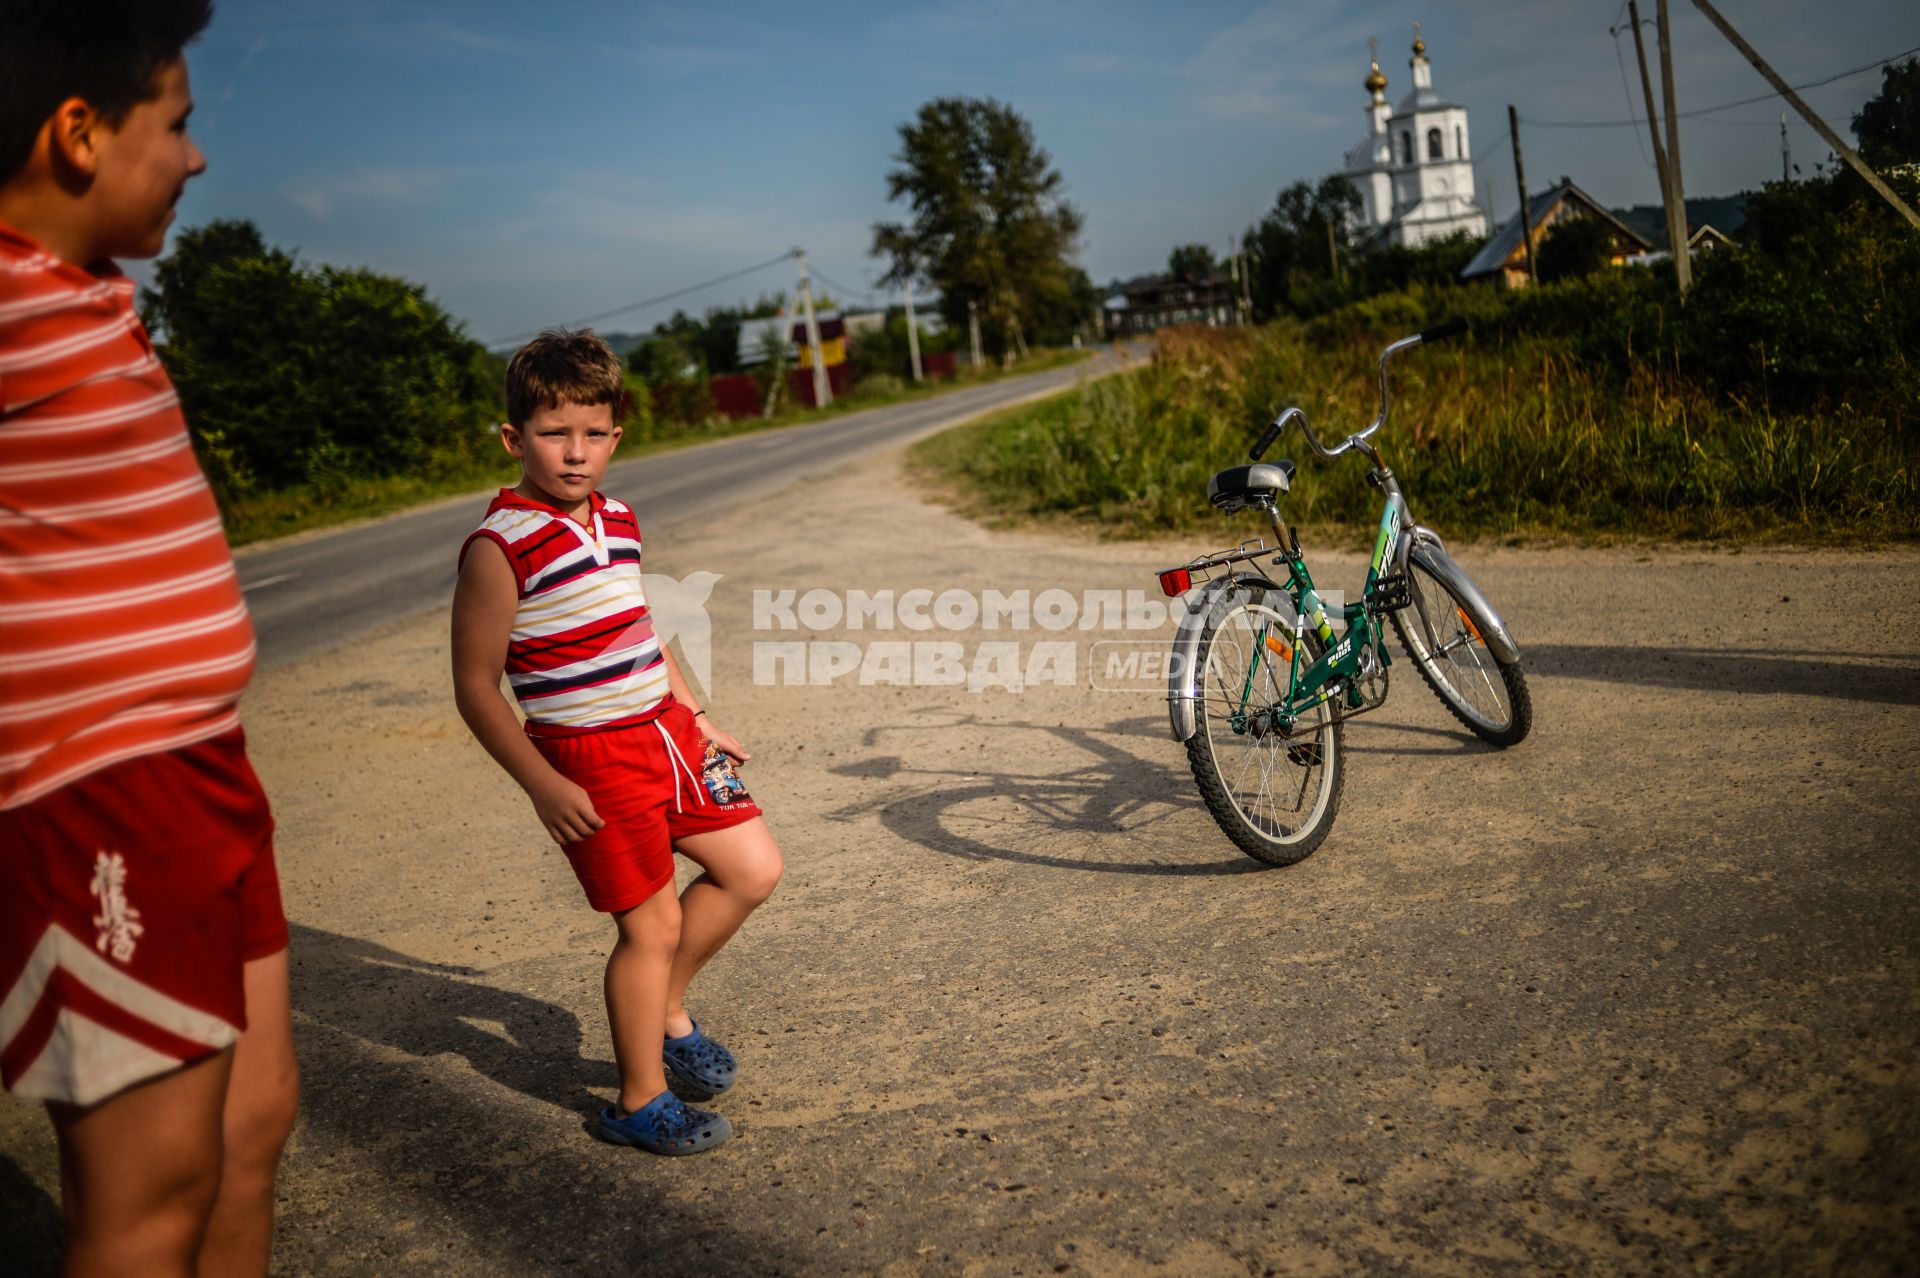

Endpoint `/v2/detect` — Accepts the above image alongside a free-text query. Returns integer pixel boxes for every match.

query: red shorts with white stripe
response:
[530,699,763,914]
[0,728,286,1106]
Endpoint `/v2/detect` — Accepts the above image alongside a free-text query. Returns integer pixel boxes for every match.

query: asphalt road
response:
[235,352,1121,669]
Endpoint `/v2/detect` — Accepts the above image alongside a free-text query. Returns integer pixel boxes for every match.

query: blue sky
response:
[159,1,1917,343]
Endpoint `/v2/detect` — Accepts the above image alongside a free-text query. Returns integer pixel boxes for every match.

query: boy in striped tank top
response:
[0,3,298,1273]
[453,329,782,1156]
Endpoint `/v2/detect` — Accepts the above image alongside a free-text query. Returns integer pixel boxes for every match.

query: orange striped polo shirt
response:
[0,223,256,811]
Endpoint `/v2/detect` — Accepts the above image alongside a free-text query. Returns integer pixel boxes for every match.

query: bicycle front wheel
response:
[1392,559,1532,747]
[1186,593,1343,865]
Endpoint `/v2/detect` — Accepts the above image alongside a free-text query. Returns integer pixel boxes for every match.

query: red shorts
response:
[530,700,764,914]
[0,728,286,1107]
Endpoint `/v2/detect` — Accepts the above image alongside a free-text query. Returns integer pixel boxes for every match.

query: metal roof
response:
[1392,86,1464,115]
[1460,178,1653,279]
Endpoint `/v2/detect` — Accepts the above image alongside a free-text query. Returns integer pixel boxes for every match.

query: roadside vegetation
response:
[143,220,1086,547]
[213,343,1088,547]
[914,65,1918,548]
[914,307,1913,546]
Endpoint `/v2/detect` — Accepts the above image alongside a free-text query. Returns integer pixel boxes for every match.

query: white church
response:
[1342,25,1487,248]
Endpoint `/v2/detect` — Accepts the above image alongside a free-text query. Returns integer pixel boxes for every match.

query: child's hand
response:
[700,717,751,765]
[527,774,604,844]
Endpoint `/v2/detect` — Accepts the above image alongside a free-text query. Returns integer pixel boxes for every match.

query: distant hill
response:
[1611,193,1748,249]
[594,330,649,356]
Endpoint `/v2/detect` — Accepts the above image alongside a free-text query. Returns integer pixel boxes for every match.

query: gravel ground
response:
[4,446,1916,1276]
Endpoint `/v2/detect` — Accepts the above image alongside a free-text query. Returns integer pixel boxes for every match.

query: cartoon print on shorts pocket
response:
[699,740,750,806]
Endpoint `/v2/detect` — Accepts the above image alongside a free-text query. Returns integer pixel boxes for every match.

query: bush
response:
[1535,216,1614,283]
[142,220,501,498]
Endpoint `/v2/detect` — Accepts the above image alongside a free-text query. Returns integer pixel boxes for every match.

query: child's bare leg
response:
[606,884,681,1112]
[49,1049,234,1278]
[197,949,299,1278]
[666,817,783,1034]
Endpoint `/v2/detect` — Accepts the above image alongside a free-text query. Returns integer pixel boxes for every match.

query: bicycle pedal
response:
[1366,572,1412,615]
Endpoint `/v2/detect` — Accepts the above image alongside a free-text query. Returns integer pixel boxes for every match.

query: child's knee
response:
[617,887,682,952]
[741,849,784,906]
[240,1061,300,1167]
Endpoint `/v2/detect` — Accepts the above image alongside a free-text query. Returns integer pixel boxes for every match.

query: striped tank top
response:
[460,488,669,734]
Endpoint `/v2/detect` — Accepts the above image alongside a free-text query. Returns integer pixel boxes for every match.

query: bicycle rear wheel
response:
[1186,592,1342,865]
[1392,559,1532,747]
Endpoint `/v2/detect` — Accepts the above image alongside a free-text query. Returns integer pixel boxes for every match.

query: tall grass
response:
[912,322,1916,545]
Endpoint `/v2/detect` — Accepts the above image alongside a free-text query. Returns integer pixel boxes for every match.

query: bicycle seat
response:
[1208,460,1294,512]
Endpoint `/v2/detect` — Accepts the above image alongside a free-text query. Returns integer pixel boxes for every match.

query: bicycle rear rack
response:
[1155,538,1281,596]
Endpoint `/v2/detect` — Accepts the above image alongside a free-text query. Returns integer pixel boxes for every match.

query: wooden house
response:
[1460,177,1652,288]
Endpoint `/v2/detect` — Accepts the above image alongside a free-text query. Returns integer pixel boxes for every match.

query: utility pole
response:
[1655,0,1691,293]
[1624,1,1672,223]
[793,248,831,408]
[903,278,924,382]
[1780,113,1790,182]
[1691,0,1920,229]
[967,299,983,371]
[1508,105,1536,286]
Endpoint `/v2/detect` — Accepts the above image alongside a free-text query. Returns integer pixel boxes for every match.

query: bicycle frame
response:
[1243,483,1405,730]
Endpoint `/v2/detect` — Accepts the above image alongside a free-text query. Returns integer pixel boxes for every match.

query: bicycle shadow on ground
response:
[283,924,803,1274]
[1526,644,1920,707]
[0,1152,62,1276]
[825,711,1270,877]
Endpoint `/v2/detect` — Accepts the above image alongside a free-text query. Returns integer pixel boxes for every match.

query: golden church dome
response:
[1365,61,1387,93]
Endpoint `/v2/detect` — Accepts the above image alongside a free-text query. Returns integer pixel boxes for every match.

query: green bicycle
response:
[1156,320,1532,865]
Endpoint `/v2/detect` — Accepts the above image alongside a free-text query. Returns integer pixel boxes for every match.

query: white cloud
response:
[282,167,466,222]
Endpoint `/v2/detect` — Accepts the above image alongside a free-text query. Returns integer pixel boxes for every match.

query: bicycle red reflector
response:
[1158,568,1191,597]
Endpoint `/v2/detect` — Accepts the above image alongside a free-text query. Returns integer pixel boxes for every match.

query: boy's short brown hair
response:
[1,0,213,185]
[504,328,628,427]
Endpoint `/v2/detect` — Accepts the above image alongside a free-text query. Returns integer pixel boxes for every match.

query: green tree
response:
[871,97,1084,359]
[140,218,276,343]
[747,316,792,417]
[1350,228,1486,294]
[1242,176,1362,318]
[1852,56,1920,167]
[1168,243,1216,282]
[1535,216,1615,283]
[142,220,497,498]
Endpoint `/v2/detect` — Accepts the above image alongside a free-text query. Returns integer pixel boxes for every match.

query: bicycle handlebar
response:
[1248,321,1467,462]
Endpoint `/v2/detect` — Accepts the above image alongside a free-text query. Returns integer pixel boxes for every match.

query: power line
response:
[805,263,878,310]
[1525,43,1919,130]
[485,250,797,349]
[1611,24,1655,166]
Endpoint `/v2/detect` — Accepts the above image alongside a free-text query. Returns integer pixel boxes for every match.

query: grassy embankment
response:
[220,347,1092,547]
[911,319,1916,547]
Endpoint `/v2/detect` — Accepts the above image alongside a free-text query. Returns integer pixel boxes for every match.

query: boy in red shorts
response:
[0,2,299,1274]
[452,328,783,1156]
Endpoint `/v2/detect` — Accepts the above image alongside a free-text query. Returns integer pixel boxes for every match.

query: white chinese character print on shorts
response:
[89,850,145,963]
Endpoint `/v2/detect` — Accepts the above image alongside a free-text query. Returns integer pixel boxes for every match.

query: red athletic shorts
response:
[0,728,287,1107]
[530,700,763,914]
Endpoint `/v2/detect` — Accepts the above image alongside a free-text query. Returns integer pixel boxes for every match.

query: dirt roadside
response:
[4,445,1916,1276]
